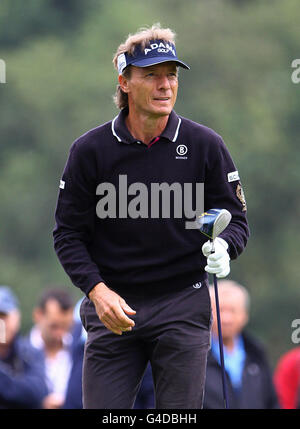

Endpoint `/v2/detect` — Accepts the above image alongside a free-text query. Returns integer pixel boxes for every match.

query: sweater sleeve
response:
[53,138,104,296]
[204,136,250,259]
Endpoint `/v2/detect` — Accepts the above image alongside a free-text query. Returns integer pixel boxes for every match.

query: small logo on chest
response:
[176,144,188,159]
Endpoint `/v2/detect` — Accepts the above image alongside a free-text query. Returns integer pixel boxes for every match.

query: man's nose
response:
[157,75,171,90]
[220,311,232,324]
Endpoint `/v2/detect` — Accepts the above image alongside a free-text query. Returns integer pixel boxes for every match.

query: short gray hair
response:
[209,279,250,312]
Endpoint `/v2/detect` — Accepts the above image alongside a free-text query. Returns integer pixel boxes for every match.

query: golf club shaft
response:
[213,272,229,409]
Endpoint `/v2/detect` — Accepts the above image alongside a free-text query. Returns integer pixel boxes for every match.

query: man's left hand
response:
[202,237,230,278]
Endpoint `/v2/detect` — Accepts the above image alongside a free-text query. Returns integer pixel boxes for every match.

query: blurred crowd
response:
[0,281,298,409]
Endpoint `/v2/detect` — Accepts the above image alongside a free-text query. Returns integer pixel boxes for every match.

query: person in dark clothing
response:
[0,286,48,409]
[53,24,249,409]
[203,280,279,409]
[29,288,84,409]
[62,319,85,409]
[134,363,155,409]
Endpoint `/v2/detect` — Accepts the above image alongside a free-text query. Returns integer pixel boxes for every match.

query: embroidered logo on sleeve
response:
[228,171,240,182]
[59,180,65,189]
[236,182,247,212]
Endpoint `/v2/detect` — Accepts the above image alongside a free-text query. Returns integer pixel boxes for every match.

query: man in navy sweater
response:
[53,23,249,409]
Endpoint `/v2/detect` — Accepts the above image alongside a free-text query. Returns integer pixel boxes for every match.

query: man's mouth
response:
[153,97,170,101]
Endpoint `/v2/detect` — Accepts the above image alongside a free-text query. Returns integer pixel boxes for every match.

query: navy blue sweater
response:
[53,108,249,296]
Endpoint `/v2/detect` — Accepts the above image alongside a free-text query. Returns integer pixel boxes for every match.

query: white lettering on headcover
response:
[144,42,176,56]
[117,53,127,74]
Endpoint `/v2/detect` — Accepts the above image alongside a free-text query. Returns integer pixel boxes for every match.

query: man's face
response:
[119,61,178,118]
[33,300,74,347]
[210,288,248,342]
[0,310,20,346]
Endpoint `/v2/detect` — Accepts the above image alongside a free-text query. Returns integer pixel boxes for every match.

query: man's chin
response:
[150,106,173,118]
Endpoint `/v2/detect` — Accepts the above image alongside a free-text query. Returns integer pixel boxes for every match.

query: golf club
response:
[196,208,232,409]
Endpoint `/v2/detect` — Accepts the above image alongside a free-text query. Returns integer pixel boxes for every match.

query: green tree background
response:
[0,0,299,367]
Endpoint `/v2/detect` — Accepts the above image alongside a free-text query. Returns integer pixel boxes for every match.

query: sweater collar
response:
[111,107,182,145]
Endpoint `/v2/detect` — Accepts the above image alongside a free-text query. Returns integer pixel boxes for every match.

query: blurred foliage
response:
[0,0,300,366]
[0,0,93,48]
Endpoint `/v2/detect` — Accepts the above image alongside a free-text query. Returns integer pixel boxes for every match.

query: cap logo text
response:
[144,42,176,57]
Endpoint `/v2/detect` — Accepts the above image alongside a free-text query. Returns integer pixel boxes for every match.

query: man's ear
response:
[118,74,130,93]
[32,307,43,324]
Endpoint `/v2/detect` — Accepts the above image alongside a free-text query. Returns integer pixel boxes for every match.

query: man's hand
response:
[88,282,136,335]
[42,393,64,409]
[202,237,230,278]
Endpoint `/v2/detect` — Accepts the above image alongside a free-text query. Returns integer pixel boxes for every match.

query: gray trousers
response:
[80,279,211,409]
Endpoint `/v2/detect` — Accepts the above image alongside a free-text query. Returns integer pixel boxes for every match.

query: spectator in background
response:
[273,347,300,409]
[29,288,84,409]
[74,296,87,343]
[134,363,155,409]
[203,280,279,409]
[0,286,48,408]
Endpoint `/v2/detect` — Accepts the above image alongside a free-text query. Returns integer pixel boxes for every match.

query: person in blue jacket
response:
[0,286,48,409]
[203,280,279,409]
[63,296,86,409]
[134,363,155,409]
[29,288,84,409]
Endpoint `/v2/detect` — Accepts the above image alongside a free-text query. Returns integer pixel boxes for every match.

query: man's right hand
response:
[88,282,136,335]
